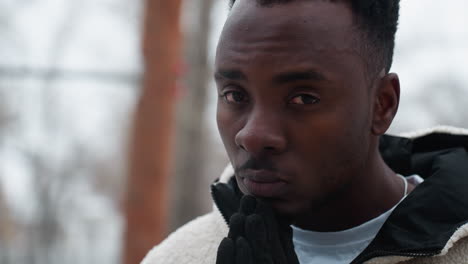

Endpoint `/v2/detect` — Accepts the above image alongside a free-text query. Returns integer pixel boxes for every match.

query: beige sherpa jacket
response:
[142,126,468,264]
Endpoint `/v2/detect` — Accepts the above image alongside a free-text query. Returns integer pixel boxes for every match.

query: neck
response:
[292,152,403,232]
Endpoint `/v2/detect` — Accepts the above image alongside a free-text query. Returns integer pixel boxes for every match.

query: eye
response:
[289,94,320,105]
[222,91,248,104]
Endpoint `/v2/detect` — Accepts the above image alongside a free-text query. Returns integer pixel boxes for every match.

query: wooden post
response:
[170,0,215,231]
[123,1,182,264]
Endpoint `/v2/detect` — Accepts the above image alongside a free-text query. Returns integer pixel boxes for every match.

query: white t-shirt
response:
[291,175,424,264]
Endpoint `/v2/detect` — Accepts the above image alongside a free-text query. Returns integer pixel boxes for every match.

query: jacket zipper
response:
[210,184,230,226]
[351,249,439,264]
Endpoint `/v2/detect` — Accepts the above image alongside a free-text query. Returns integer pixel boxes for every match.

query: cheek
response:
[217,108,232,146]
[285,108,370,196]
[216,105,241,159]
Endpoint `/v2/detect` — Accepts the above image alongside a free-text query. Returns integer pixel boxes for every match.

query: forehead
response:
[225,0,355,40]
[215,0,364,77]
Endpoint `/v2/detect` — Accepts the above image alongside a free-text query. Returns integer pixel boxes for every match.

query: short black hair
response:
[228,0,400,76]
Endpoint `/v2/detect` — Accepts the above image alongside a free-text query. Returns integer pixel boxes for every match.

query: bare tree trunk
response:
[123,1,182,264]
[169,0,215,231]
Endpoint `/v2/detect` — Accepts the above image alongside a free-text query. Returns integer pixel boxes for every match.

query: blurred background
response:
[0,0,467,263]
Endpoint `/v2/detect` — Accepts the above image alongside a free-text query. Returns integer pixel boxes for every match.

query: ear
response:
[371,73,400,135]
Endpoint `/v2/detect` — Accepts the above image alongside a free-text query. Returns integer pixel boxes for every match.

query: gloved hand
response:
[216,195,300,264]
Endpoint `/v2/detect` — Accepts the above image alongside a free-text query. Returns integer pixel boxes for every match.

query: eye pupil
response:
[222,91,247,104]
[232,92,244,102]
[301,95,315,104]
[227,92,245,103]
[290,94,319,105]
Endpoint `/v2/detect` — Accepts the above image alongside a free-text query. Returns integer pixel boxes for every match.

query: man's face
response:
[215,0,376,218]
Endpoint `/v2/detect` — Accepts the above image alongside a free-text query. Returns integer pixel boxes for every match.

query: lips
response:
[240,169,288,197]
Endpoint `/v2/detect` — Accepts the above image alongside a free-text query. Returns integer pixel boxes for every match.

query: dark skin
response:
[215,0,414,232]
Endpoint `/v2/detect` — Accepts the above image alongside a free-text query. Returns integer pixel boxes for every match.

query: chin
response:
[261,197,304,220]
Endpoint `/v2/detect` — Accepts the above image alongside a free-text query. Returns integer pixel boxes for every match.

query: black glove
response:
[216,195,300,264]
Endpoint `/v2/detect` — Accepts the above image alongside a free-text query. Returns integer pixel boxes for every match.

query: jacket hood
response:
[211,126,468,263]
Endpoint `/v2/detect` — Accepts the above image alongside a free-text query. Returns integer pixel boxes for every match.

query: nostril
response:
[234,119,287,155]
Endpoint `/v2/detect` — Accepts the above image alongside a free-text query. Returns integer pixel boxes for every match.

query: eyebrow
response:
[214,70,248,81]
[273,70,327,84]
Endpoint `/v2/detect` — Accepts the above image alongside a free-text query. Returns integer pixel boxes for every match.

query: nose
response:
[234,110,287,155]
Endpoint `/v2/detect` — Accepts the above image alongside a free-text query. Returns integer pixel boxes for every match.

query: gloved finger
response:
[235,237,253,264]
[276,213,294,229]
[245,214,272,264]
[217,237,235,264]
[254,200,289,263]
[254,200,280,241]
[239,195,257,215]
[279,226,300,264]
[228,213,246,239]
